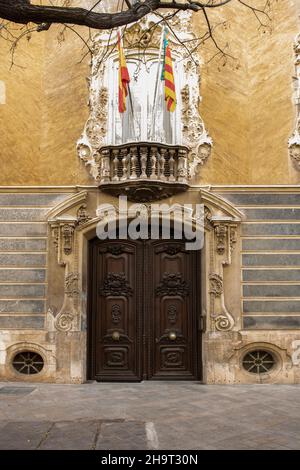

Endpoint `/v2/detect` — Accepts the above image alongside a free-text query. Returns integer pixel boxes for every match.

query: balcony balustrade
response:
[98,142,190,202]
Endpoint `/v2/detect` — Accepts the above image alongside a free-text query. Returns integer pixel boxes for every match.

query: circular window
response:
[12,351,44,375]
[242,349,276,374]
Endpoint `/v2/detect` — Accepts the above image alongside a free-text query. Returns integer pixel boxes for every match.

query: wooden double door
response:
[88,237,201,381]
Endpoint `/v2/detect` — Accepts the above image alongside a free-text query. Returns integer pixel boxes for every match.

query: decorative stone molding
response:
[47,189,243,336]
[65,272,79,298]
[199,189,243,332]
[77,11,212,182]
[289,33,300,170]
[48,191,92,332]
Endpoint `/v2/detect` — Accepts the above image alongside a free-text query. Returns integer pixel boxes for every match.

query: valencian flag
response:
[117,30,130,113]
[161,27,176,112]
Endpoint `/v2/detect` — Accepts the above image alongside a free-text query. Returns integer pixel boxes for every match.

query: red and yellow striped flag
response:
[161,28,176,112]
[117,31,130,113]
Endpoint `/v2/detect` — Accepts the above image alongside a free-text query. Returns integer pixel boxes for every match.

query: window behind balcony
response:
[107,55,183,146]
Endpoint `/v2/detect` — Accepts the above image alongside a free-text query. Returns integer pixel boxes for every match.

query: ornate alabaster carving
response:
[55,312,74,332]
[181,83,212,176]
[214,224,228,255]
[65,272,79,298]
[289,33,300,170]
[77,11,212,181]
[52,270,80,333]
[62,223,75,255]
[77,204,92,226]
[198,190,244,332]
[209,273,234,332]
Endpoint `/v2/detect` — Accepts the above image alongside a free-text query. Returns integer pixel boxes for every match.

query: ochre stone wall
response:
[0,0,299,185]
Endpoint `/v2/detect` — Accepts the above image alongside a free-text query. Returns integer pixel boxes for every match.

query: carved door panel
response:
[89,239,142,381]
[147,240,200,380]
[88,238,201,381]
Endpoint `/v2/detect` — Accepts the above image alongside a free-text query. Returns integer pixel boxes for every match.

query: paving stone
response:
[0,421,52,450]
[39,420,100,450]
[0,382,300,450]
[96,421,147,450]
[0,386,36,396]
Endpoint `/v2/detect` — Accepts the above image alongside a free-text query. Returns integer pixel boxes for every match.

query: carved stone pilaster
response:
[62,223,75,256]
[214,224,228,255]
[208,217,240,332]
[53,270,80,333]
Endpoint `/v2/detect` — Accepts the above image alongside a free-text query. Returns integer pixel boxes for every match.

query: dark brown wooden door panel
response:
[89,240,142,381]
[88,238,201,381]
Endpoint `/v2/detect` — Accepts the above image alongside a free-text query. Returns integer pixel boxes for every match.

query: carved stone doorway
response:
[88,237,201,382]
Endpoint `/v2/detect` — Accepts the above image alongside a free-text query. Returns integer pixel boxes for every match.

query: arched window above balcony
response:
[107,54,183,146]
[77,11,212,185]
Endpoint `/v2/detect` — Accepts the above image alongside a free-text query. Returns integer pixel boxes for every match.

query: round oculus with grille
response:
[12,351,44,375]
[242,349,276,374]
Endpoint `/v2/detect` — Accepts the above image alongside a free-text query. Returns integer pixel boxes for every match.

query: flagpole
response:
[119,27,135,139]
[151,27,165,141]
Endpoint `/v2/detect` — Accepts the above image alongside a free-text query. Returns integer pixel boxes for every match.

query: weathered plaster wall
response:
[0,0,299,185]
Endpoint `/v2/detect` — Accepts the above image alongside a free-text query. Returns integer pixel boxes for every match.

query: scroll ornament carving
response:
[77,11,212,181]
[55,312,74,332]
[209,273,234,332]
[181,83,212,177]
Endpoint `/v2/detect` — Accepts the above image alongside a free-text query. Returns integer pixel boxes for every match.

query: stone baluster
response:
[129,146,138,180]
[159,148,167,181]
[168,149,176,182]
[112,149,120,181]
[177,148,188,183]
[100,148,111,183]
[120,148,129,181]
[150,147,158,180]
[140,147,148,179]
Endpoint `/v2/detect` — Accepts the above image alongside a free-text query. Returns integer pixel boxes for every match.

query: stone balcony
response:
[98,142,190,202]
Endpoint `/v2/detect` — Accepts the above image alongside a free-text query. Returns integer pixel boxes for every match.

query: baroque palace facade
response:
[0,1,300,384]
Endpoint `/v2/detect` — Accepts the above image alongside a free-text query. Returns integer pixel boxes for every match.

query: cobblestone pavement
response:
[0,382,300,450]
